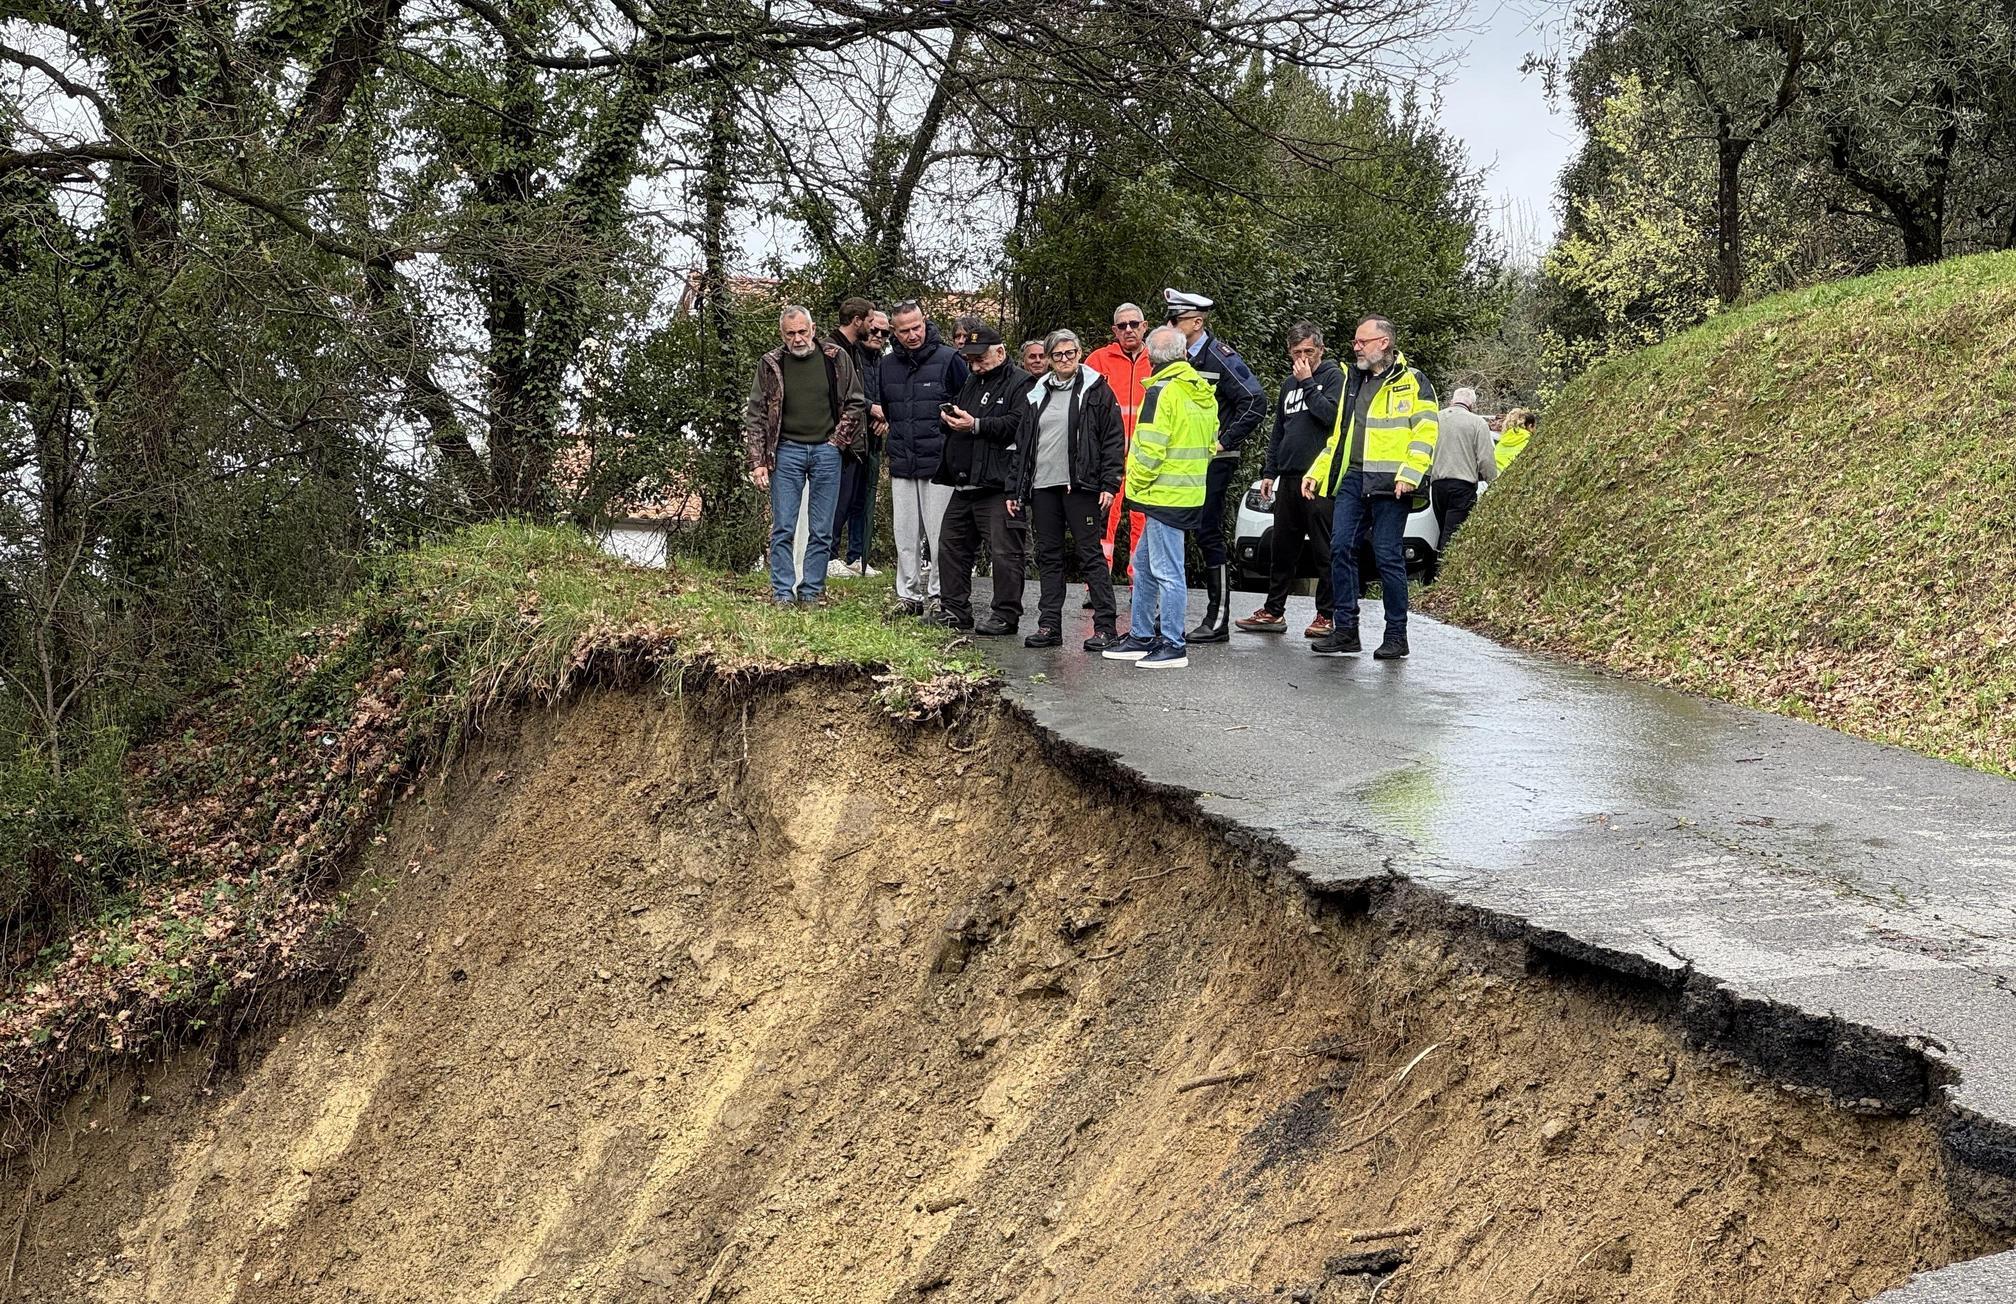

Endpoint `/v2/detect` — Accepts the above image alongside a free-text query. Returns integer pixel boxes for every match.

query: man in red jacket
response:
[1085,302,1153,576]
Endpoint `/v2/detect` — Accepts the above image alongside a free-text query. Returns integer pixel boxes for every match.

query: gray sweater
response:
[1430,405,1496,483]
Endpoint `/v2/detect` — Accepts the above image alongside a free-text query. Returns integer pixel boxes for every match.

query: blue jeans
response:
[1330,470,1411,635]
[770,440,841,601]
[1128,517,1190,649]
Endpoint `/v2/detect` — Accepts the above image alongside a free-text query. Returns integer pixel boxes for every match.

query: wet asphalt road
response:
[976,579,2016,1300]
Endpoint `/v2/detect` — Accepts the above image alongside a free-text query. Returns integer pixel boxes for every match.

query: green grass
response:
[1425,251,2016,775]
[0,523,986,1134]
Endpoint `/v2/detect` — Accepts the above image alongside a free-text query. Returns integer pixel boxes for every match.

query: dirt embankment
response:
[1425,252,2016,775]
[5,684,1999,1302]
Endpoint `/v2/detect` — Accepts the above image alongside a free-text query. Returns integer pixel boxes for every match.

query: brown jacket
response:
[742,342,866,471]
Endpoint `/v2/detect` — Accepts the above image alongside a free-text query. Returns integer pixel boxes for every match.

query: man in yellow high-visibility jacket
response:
[1102,325,1220,669]
[1302,315,1438,660]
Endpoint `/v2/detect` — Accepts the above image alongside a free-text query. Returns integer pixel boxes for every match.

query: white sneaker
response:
[857,562,881,577]
[827,559,852,579]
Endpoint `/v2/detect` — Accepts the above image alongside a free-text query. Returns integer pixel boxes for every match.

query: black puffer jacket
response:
[879,323,969,480]
[1009,368,1125,501]
[933,363,1034,493]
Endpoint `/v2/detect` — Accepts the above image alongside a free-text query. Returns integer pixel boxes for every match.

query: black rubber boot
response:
[1186,564,1231,644]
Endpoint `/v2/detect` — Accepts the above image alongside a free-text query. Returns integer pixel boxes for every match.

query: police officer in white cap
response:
[1162,289,1265,643]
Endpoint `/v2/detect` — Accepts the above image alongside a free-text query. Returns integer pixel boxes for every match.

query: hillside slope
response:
[1427,253,2016,774]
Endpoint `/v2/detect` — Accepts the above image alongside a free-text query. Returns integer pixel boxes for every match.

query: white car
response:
[1233,478,1478,585]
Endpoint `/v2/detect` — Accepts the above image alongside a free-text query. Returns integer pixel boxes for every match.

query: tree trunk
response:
[695,79,757,562]
[1714,133,1750,304]
[103,0,193,652]
[866,31,968,292]
[476,47,540,514]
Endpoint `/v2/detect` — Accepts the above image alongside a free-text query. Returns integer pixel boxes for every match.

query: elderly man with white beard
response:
[742,305,867,606]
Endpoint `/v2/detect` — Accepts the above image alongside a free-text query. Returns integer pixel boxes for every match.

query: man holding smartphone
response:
[934,328,1035,634]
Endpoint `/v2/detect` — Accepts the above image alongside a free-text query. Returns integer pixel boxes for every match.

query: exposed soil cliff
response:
[6,684,1995,1302]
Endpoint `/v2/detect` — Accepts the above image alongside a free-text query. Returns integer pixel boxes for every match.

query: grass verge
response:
[1426,251,2016,776]
[0,523,986,1138]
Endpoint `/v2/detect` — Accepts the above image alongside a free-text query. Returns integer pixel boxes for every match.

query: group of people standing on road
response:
[741,290,1534,667]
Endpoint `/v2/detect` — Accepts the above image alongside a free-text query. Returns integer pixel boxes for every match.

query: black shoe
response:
[898,598,925,617]
[973,616,1016,636]
[1373,634,1410,660]
[928,608,971,630]
[1081,630,1118,652]
[1311,628,1363,657]
[1023,627,1062,649]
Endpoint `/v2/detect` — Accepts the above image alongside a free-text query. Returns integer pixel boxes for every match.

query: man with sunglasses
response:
[1087,303,1154,580]
[828,297,885,577]
[1163,288,1266,645]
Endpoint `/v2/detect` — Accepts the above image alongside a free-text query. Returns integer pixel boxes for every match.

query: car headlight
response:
[1243,487,1274,513]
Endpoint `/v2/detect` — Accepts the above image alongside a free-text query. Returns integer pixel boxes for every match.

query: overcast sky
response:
[1434,1,1580,264]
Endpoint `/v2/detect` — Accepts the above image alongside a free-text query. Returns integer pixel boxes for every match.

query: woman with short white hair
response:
[1008,328,1125,651]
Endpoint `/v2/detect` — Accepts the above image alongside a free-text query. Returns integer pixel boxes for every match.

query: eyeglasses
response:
[1114,320,1144,330]
[1050,349,1081,361]
[1352,335,1391,348]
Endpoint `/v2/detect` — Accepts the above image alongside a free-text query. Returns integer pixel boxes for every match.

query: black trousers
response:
[1264,485,1334,617]
[1196,458,1240,568]
[1030,485,1116,633]
[939,489,1025,626]
[1430,478,1480,577]
[832,454,872,565]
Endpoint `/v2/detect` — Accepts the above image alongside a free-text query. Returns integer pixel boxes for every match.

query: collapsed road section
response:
[986,584,2016,1302]
[5,682,2007,1302]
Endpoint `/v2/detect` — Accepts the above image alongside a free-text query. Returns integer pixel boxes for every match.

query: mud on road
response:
[6,684,2000,1301]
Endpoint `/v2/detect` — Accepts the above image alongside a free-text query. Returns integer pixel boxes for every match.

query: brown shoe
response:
[1233,608,1287,633]
[1303,616,1334,639]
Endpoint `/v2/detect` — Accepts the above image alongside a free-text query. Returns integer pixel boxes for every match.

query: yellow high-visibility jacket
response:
[1307,351,1438,494]
[1125,360,1219,511]
[1495,421,1531,472]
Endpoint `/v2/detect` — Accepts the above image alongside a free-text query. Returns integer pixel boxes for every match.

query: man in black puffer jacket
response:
[1008,328,1125,652]
[880,301,970,613]
[934,327,1034,635]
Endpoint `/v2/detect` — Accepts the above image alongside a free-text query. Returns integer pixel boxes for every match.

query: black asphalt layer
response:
[974,579,2016,1300]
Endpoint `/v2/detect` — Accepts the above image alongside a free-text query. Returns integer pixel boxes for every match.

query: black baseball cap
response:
[958,326,1004,355]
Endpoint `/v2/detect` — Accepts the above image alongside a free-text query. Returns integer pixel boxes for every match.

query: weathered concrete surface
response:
[977,580,2016,1301]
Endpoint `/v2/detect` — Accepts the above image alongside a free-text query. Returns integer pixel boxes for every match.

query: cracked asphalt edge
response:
[994,694,2016,1299]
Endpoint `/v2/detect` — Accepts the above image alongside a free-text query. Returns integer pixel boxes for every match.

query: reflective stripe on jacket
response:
[1125,360,1219,509]
[1306,350,1438,495]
